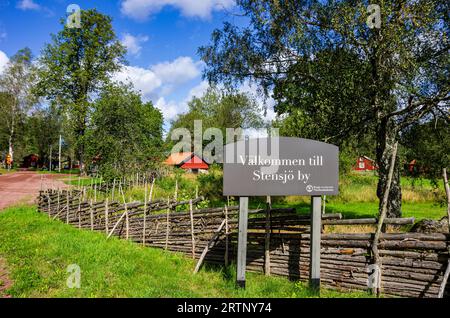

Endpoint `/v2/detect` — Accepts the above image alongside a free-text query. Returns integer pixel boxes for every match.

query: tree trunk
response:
[8,135,13,164]
[376,117,402,218]
[8,99,16,167]
[75,99,88,176]
[77,135,86,176]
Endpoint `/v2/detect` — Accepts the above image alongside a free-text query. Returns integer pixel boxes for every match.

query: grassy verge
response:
[36,169,80,175]
[58,171,446,220]
[0,206,370,298]
[0,168,17,174]
[269,201,447,221]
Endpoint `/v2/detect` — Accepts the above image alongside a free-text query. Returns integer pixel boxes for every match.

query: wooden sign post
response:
[236,197,249,288]
[310,196,322,290]
[224,137,339,290]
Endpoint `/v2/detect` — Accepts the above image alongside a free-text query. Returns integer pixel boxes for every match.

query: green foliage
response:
[200,0,449,218]
[22,105,62,166]
[200,1,449,120]
[401,118,450,180]
[167,87,264,151]
[0,48,36,165]
[34,9,126,170]
[86,84,163,180]
[197,165,224,204]
[273,49,373,145]
[0,206,369,298]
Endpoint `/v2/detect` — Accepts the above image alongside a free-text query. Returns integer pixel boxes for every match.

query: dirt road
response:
[0,171,68,210]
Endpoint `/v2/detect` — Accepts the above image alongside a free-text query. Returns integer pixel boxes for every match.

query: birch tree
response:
[0,48,35,166]
[199,0,449,217]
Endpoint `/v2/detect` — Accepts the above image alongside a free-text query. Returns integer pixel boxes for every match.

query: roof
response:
[164,152,194,165]
[181,155,209,169]
[359,155,375,162]
[164,152,209,169]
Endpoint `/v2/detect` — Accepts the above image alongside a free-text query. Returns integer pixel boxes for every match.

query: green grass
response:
[0,206,370,298]
[62,176,102,187]
[0,168,17,174]
[267,201,447,221]
[36,169,80,175]
[59,171,446,220]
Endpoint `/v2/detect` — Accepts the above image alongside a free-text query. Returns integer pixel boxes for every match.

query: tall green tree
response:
[86,84,163,179]
[167,87,264,150]
[35,9,126,174]
[0,48,35,166]
[24,105,62,167]
[199,0,449,217]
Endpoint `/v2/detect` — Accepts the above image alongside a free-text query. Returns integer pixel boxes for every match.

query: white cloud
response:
[121,33,149,57]
[115,65,162,97]
[151,56,202,85]
[114,56,203,107]
[17,0,40,10]
[153,81,209,121]
[157,80,278,124]
[121,0,235,20]
[0,50,9,75]
[186,80,209,100]
[16,0,53,16]
[155,97,187,121]
[114,59,276,125]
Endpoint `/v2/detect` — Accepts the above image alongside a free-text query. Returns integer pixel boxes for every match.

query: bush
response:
[197,165,224,204]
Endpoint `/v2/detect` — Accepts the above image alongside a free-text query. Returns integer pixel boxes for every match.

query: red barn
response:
[21,154,39,168]
[354,156,378,171]
[164,152,208,173]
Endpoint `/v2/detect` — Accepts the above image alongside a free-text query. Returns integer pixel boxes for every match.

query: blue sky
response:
[0,0,272,131]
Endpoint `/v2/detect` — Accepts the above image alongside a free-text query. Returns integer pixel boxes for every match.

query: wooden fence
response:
[37,189,450,298]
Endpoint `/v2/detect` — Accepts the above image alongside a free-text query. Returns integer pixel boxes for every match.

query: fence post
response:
[112,178,116,201]
[143,182,148,246]
[237,197,249,288]
[174,179,178,202]
[66,191,70,224]
[90,199,94,230]
[189,199,196,259]
[165,197,170,250]
[105,198,109,234]
[264,196,271,276]
[224,205,229,267]
[310,196,321,292]
[47,191,51,218]
[77,198,81,228]
[56,188,60,217]
[125,204,129,240]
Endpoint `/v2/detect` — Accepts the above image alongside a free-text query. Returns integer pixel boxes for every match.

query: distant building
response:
[354,156,378,171]
[164,152,209,173]
[21,154,39,168]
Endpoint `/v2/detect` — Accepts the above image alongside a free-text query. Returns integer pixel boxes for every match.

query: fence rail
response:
[37,189,450,298]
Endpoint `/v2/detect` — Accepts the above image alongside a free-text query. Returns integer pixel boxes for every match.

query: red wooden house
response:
[354,156,378,171]
[21,154,39,168]
[164,152,209,173]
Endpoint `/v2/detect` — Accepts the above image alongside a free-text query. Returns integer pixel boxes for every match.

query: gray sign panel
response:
[223,137,339,196]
